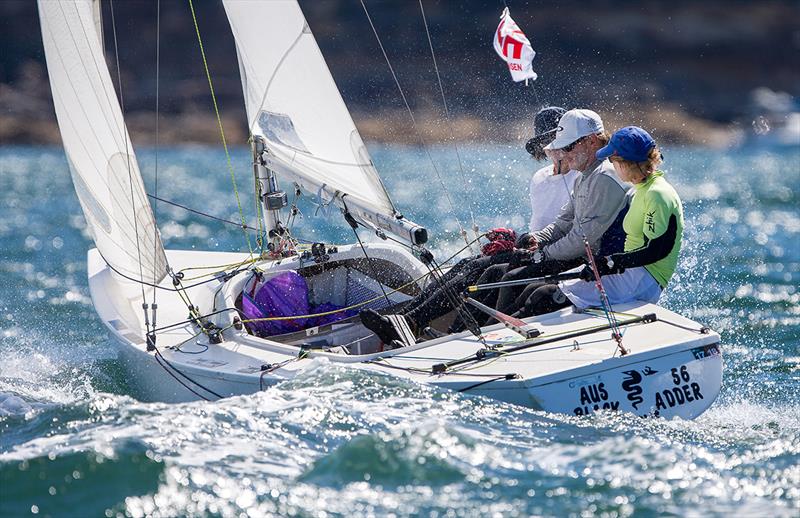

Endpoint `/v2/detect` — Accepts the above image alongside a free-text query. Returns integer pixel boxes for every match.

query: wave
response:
[0,439,163,518]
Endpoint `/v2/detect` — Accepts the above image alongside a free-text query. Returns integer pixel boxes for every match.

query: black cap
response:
[525,106,567,157]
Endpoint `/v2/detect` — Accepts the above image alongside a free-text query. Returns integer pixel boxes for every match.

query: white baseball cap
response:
[544,109,605,150]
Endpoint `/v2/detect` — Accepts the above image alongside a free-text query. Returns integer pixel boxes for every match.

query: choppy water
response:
[1,144,798,517]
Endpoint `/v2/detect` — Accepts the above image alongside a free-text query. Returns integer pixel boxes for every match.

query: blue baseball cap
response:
[596,126,656,162]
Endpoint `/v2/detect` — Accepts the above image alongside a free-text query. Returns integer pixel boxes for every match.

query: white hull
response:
[90,247,722,419]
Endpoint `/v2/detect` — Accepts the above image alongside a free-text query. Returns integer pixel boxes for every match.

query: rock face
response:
[1,1,797,146]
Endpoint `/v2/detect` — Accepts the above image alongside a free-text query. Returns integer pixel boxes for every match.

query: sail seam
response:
[57,2,128,156]
[249,29,305,134]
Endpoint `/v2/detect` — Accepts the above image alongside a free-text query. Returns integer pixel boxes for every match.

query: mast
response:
[252,135,288,251]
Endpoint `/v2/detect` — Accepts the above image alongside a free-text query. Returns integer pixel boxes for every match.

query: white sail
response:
[38,0,167,286]
[222,0,396,218]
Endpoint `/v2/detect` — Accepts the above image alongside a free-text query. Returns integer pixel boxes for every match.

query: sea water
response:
[0,144,798,517]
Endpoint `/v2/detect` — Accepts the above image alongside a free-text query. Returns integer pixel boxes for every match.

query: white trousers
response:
[558,266,662,309]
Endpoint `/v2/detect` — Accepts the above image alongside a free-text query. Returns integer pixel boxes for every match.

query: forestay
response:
[38,0,167,286]
[222,0,396,218]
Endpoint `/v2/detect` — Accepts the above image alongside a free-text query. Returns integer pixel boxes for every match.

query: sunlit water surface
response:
[1,144,798,517]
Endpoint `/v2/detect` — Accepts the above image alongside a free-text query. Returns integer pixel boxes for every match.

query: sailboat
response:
[38,0,722,419]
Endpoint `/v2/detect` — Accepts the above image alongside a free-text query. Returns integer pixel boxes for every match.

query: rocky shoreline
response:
[3,1,795,150]
[0,97,738,149]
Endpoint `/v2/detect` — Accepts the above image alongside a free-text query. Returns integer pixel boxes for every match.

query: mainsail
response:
[38,0,167,285]
[222,0,406,228]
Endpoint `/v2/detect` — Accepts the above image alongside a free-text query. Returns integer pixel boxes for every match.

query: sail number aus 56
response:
[654,365,703,412]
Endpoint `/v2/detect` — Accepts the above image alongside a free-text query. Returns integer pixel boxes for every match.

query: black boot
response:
[360,309,402,345]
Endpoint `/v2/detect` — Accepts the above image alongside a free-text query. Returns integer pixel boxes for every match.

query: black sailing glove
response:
[579,256,625,281]
[516,232,538,249]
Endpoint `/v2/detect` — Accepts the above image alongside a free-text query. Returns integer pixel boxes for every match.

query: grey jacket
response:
[533,158,630,261]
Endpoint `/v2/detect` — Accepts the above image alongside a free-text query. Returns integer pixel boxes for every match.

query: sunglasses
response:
[561,135,588,153]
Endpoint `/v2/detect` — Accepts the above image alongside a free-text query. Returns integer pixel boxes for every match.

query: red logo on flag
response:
[496,19,525,60]
[493,8,538,83]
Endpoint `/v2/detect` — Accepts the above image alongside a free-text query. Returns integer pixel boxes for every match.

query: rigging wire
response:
[558,164,626,355]
[358,0,471,248]
[108,0,147,308]
[342,199,393,306]
[154,346,223,400]
[187,0,253,256]
[417,0,480,245]
[151,0,163,331]
[98,250,249,292]
[457,374,519,393]
[146,193,261,232]
[426,257,484,339]
[152,238,483,331]
[154,352,211,401]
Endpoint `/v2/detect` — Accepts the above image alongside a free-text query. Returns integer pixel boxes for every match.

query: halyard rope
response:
[188,0,253,256]
[109,0,147,307]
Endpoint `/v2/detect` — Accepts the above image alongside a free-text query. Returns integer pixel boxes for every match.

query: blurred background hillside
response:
[1,0,798,147]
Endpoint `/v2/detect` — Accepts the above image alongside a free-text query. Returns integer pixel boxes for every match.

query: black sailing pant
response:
[402,251,516,329]
[460,256,584,325]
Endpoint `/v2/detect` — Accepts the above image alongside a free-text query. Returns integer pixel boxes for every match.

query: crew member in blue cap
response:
[517,126,685,316]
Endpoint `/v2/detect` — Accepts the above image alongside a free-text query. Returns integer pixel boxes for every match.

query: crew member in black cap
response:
[524,106,580,237]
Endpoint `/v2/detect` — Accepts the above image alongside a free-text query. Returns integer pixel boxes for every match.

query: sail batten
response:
[38,0,167,286]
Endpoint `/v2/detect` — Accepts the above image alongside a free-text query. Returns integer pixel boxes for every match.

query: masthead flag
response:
[493,8,537,83]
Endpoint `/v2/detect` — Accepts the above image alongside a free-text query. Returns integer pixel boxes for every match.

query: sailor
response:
[460,106,583,324]
[515,126,684,316]
[525,106,580,234]
[358,106,572,342]
[486,108,630,316]
[359,109,617,344]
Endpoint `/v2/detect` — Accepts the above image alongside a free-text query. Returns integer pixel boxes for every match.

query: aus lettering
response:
[580,383,608,405]
[574,382,620,415]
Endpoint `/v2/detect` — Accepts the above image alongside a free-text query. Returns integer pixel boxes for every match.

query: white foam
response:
[0,392,33,416]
